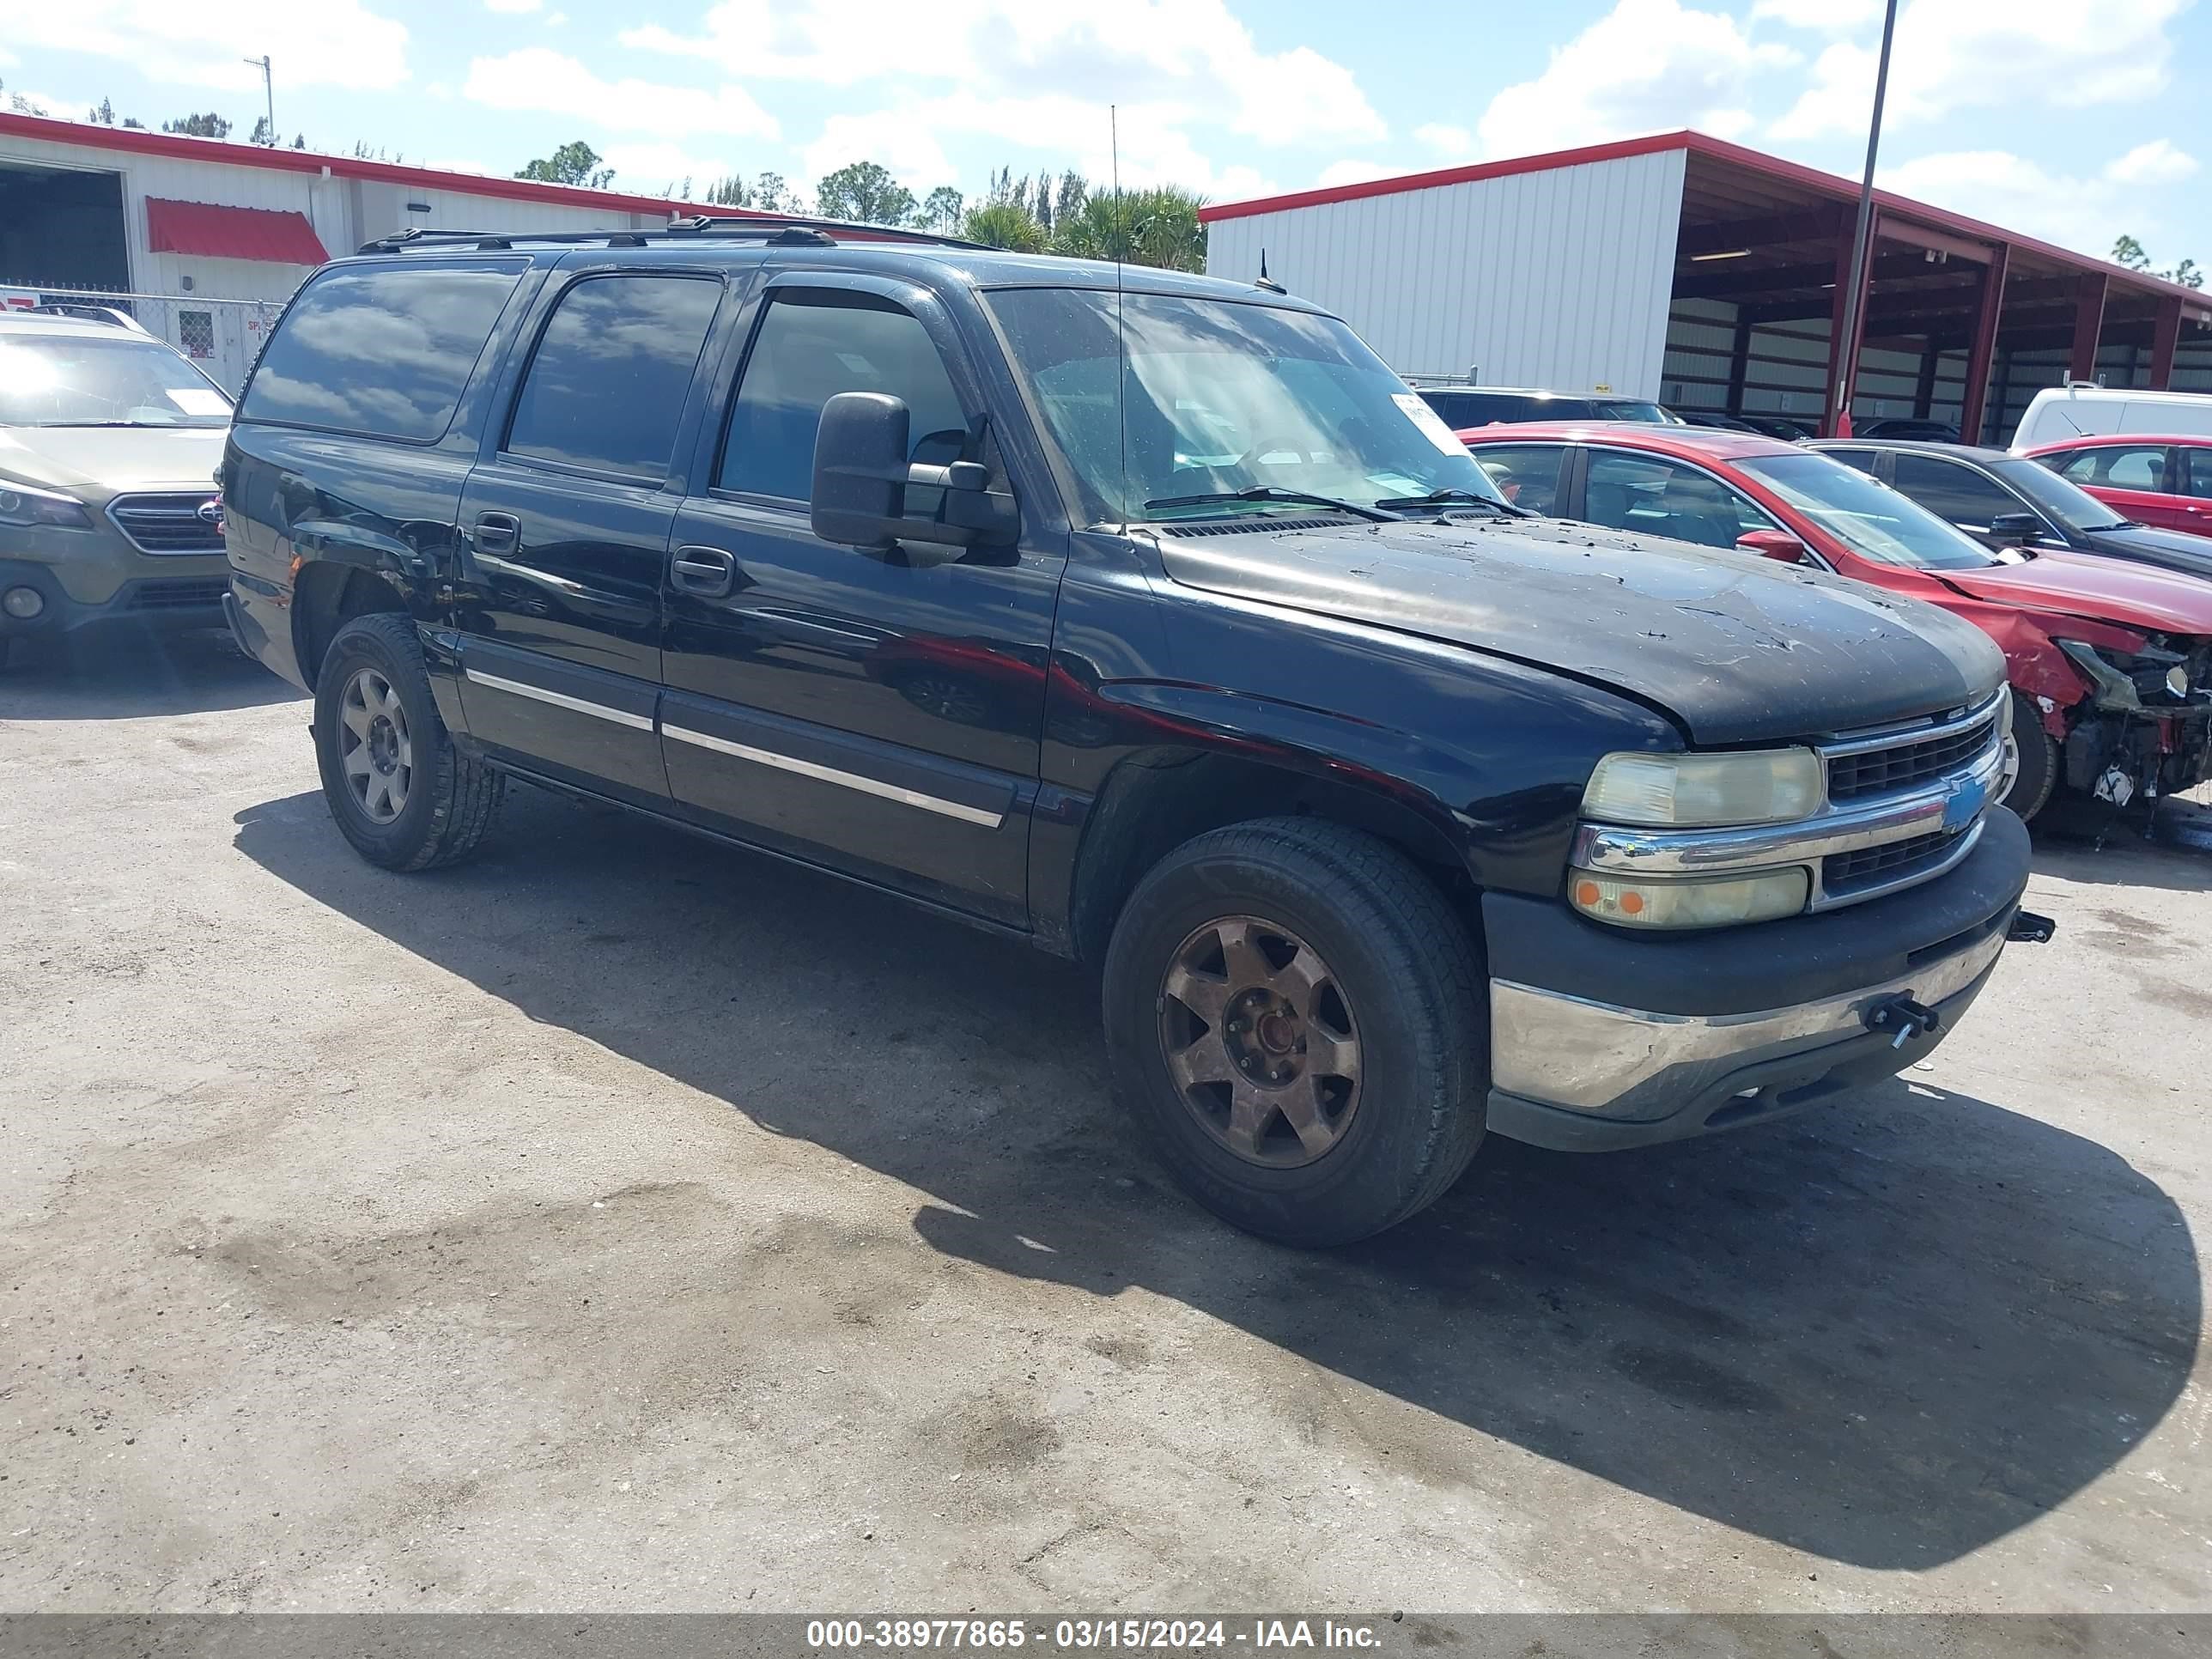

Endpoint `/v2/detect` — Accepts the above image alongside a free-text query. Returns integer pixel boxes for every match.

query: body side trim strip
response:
[464,666,655,731]
[662,722,1006,828]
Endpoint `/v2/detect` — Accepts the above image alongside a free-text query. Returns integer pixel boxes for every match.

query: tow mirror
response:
[1737,528,1811,563]
[811,392,911,551]
[1987,511,2045,545]
[811,391,1018,555]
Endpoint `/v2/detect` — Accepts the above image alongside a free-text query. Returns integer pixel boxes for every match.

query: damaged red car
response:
[1458,423,2212,821]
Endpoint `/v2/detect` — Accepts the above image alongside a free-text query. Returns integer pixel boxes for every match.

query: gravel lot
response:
[3,630,2209,1613]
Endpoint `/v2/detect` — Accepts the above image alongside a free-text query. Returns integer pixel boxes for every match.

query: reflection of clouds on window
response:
[504,276,721,479]
[240,264,523,441]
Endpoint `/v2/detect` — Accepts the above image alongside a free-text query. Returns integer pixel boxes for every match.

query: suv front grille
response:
[108,493,225,555]
[1825,710,1997,801]
[127,577,229,611]
[1824,828,1966,893]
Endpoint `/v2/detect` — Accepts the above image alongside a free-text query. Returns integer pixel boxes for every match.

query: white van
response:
[2011,383,2212,450]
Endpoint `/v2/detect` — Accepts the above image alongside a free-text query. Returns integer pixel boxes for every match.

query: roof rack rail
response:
[356,216,994,256]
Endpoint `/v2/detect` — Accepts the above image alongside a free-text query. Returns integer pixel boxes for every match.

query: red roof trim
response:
[1199,133,1691,222]
[147,198,329,265]
[0,109,794,222]
[1204,129,2212,318]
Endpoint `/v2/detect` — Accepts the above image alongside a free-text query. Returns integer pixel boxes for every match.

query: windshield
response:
[1736,452,2001,571]
[1990,455,2132,534]
[984,288,1510,523]
[0,333,233,428]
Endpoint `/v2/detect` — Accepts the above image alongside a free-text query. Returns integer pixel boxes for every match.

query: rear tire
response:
[1102,817,1487,1247]
[313,613,501,871]
[2002,692,2058,823]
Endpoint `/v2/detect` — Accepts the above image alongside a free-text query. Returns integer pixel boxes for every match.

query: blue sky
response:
[3,1,2207,269]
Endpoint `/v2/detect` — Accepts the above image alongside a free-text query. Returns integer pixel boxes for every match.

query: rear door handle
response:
[671,544,737,598]
[475,512,520,555]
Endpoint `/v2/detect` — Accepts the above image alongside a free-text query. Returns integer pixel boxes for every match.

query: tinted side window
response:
[1891,455,2021,527]
[1468,444,1567,514]
[1463,392,1540,425]
[1584,452,1774,549]
[1418,391,1475,428]
[2184,449,2212,501]
[1824,447,1881,476]
[2057,443,2168,492]
[719,292,966,500]
[240,261,523,441]
[505,274,721,480]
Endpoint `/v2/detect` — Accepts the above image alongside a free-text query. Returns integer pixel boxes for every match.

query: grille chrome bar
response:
[107,492,226,555]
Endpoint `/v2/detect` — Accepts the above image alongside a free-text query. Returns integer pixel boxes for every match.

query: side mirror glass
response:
[1736,528,1811,563]
[1987,511,2045,545]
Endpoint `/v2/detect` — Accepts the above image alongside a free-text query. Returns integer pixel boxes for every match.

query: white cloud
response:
[1880,143,2201,258]
[1477,0,1796,158]
[624,0,1370,209]
[462,48,778,140]
[1771,1,2189,140]
[6,1,408,92]
[1316,158,1401,188]
[484,0,539,12]
[623,0,1380,142]
[598,143,744,199]
[801,112,956,193]
[2104,137,2197,187]
[1413,123,1476,160]
[1751,0,1879,26]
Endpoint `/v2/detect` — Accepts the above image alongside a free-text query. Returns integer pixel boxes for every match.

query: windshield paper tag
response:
[167,388,230,415]
[1394,392,1468,456]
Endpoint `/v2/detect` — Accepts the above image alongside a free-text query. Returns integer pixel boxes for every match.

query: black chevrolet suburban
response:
[221,222,2041,1245]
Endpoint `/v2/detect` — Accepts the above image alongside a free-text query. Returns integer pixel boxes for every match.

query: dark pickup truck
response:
[221,222,2041,1245]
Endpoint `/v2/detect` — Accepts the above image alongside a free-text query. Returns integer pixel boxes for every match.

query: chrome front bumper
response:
[1486,921,2008,1151]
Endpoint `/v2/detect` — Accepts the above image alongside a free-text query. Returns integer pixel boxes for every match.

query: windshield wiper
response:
[1141,486,1397,524]
[1372,488,1528,518]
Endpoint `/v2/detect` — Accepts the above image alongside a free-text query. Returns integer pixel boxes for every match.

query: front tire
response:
[313,613,501,871]
[2002,691,2058,823]
[1102,817,1488,1247]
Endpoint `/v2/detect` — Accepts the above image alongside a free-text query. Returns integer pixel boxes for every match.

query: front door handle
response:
[671,544,737,599]
[475,512,520,555]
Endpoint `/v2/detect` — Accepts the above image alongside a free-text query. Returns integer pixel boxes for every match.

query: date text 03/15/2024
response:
[802,1620,1390,1650]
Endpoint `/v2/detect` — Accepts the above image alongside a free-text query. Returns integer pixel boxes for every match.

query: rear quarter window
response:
[239,260,526,442]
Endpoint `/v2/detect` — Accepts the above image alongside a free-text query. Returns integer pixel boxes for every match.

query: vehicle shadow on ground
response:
[0,629,302,720]
[233,782,2200,1572]
[2027,795,2212,895]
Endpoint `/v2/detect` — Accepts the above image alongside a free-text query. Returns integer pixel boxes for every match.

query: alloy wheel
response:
[1157,915,1362,1168]
[339,666,413,824]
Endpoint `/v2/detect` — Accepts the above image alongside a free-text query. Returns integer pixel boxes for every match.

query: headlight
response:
[1570,868,1810,929]
[1582,747,1824,827]
[0,481,96,531]
[2055,639,2191,708]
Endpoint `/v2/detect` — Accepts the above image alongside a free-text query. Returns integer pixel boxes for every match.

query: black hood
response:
[2079,522,2212,584]
[1156,514,2006,745]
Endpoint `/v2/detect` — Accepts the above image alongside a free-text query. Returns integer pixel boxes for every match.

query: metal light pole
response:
[1830,0,1899,439]
[244,56,274,145]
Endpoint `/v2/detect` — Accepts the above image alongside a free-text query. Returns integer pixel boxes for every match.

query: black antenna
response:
[1255,247,1285,295]
[1112,103,1129,531]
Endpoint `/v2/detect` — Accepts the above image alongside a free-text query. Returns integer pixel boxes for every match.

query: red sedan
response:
[2019,433,2212,540]
[1457,422,2212,821]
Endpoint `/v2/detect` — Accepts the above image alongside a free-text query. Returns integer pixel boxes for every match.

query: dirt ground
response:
[3,630,2209,1613]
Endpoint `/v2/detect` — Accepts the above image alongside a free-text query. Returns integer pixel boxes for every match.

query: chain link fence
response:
[0,282,291,393]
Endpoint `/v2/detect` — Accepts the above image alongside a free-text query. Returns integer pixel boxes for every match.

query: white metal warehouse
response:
[1202,131,2212,443]
[0,111,731,389]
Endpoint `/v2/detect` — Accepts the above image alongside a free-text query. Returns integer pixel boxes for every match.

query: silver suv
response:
[0,311,233,668]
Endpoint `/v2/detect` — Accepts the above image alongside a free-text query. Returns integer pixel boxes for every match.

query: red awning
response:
[145,198,328,265]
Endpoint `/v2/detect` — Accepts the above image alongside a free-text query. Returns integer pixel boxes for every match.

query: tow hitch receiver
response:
[2008,909,2057,944]
[1864,994,1943,1050]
